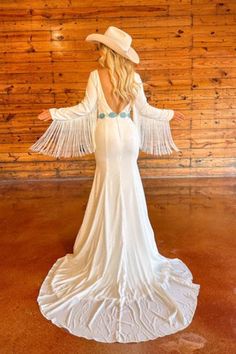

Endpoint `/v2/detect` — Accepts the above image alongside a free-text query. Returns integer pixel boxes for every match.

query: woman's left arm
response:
[37,70,97,121]
[134,72,174,121]
[29,70,98,158]
[133,72,184,156]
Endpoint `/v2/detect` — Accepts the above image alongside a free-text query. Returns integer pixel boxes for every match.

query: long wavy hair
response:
[96,42,141,108]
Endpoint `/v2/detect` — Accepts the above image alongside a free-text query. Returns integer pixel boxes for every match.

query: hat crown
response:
[85,26,139,63]
[104,26,132,52]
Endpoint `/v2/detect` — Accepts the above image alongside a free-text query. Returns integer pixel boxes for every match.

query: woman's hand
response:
[172,111,185,123]
[37,109,52,121]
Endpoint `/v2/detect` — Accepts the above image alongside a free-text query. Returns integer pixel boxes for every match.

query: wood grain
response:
[0,0,235,179]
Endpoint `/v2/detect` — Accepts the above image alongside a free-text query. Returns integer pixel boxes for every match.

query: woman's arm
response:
[133,72,182,156]
[134,72,174,121]
[37,71,97,122]
[48,71,97,121]
[29,71,98,158]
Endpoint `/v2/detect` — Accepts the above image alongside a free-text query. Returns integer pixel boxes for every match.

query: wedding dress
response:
[29,69,200,343]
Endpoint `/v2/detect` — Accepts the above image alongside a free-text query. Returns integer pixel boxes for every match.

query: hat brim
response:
[85,33,140,64]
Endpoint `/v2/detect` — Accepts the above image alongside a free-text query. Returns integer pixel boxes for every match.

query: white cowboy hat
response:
[85,26,140,64]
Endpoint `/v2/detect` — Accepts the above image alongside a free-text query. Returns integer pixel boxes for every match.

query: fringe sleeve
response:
[29,71,98,158]
[133,72,180,156]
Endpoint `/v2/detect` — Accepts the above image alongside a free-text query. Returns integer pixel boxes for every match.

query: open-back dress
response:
[29,69,200,343]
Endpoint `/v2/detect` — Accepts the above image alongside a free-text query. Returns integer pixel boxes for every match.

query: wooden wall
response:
[0,0,236,180]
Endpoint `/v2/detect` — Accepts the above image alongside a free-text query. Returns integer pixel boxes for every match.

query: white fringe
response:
[139,117,180,156]
[29,112,97,158]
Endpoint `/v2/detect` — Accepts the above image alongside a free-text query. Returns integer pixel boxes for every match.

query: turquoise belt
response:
[98,111,131,119]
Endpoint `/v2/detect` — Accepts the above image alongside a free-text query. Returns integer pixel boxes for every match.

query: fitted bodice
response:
[95,69,132,118]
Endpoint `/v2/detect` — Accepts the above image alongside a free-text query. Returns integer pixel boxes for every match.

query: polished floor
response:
[0,177,235,354]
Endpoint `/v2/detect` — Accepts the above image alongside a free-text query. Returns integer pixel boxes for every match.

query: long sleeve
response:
[29,70,98,158]
[49,71,98,121]
[134,72,174,121]
[133,72,180,156]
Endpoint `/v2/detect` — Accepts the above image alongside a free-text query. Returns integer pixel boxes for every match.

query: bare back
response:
[97,68,130,115]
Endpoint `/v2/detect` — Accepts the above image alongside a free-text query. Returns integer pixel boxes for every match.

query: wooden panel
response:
[0,0,235,179]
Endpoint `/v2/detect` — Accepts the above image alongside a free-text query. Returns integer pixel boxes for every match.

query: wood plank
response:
[0,1,235,179]
[0,7,169,21]
[0,0,189,10]
[193,14,236,26]
[2,146,236,163]
[1,166,235,180]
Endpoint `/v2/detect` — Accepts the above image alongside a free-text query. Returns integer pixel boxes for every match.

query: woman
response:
[30,26,200,343]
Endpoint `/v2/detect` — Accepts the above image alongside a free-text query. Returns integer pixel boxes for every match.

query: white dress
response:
[29,69,200,343]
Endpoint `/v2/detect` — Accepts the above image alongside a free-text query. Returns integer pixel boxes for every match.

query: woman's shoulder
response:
[90,69,98,76]
[134,71,142,82]
[91,67,107,76]
[90,68,106,80]
[88,69,99,86]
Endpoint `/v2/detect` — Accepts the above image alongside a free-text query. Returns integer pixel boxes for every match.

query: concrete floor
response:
[0,177,235,354]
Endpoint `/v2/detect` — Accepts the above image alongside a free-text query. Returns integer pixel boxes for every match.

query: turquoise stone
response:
[98,111,131,119]
[108,112,117,118]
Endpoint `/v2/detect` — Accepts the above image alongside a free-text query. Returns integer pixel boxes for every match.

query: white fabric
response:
[32,70,200,343]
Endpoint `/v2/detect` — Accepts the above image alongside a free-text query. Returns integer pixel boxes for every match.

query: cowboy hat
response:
[85,26,140,64]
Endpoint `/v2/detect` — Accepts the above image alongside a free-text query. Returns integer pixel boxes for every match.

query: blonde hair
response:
[96,42,141,107]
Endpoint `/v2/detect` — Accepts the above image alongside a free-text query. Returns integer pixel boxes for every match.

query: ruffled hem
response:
[37,255,200,343]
